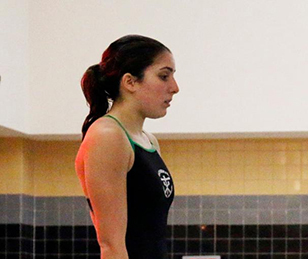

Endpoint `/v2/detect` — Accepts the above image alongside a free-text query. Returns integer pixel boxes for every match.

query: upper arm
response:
[81,122,133,250]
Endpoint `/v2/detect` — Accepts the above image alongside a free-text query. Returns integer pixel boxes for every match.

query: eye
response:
[159,74,169,81]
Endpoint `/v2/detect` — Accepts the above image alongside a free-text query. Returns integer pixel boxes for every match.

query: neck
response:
[108,100,145,136]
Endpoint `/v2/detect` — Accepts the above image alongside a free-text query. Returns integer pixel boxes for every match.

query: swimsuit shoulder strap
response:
[104,114,135,151]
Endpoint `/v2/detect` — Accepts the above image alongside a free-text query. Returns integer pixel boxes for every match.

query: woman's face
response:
[134,51,179,119]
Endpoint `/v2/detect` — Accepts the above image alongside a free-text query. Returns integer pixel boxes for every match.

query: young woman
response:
[75,35,179,259]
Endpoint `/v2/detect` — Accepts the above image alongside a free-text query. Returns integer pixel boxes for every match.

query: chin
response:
[148,110,167,119]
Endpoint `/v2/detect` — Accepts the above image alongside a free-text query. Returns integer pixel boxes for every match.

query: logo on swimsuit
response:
[158,169,173,198]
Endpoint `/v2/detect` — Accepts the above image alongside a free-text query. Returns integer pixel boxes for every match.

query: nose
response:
[171,78,179,94]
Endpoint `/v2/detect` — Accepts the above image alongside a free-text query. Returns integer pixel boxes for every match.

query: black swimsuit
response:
[107,115,174,259]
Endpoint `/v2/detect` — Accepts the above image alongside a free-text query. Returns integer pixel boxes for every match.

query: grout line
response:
[33,196,36,258]
[199,195,202,256]
[185,196,188,256]
[5,194,7,259]
[72,198,75,259]
[19,195,22,258]
[213,196,217,255]
[299,199,303,259]
[57,200,61,258]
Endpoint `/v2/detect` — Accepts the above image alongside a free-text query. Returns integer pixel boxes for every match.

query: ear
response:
[121,73,137,93]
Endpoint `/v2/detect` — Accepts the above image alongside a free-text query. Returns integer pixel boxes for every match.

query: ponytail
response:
[81,64,110,140]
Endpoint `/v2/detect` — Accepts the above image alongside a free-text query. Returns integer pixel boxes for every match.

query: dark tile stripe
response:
[2,224,308,258]
[1,194,308,226]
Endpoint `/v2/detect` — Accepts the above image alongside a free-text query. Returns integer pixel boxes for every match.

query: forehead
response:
[148,51,176,71]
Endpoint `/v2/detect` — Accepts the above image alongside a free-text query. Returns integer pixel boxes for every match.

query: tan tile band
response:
[1,138,308,196]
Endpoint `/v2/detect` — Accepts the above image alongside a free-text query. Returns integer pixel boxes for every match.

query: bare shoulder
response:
[76,117,134,173]
[84,117,128,147]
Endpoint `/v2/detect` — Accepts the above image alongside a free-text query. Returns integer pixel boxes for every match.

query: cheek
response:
[139,91,162,114]
[141,84,162,101]
[138,78,166,105]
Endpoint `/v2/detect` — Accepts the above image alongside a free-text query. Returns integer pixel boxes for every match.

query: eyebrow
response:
[159,66,176,73]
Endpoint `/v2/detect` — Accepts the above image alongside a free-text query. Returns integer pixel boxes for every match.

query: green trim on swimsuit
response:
[104,114,156,153]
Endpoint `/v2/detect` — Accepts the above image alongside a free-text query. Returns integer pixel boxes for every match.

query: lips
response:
[164,99,172,107]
